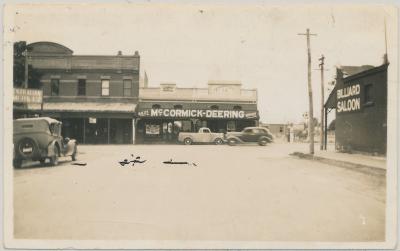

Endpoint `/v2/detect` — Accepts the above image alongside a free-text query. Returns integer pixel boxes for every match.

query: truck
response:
[178,127,224,145]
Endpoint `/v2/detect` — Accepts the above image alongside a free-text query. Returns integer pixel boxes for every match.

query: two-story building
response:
[136,81,259,143]
[21,41,140,144]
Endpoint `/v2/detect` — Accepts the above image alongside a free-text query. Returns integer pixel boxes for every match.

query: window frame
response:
[123,79,132,97]
[50,79,60,96]
[77,79,86,96]
[364,83,374,106]
[101,79,110,96]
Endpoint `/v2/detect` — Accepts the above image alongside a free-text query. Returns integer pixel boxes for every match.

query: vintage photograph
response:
[2,2,398,249]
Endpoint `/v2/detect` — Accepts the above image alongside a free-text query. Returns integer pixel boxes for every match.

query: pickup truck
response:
[178,127,224,145]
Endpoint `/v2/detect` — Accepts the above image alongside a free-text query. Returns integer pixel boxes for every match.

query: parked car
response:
[13,117,78,168]
[178,127,224,145]
[225,127,273,146]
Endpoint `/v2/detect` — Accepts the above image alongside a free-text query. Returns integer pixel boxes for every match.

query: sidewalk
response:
[290,143,386,176]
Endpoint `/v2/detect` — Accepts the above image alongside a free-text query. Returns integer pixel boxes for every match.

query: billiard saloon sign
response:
[336,83,361,113]
[138,108,258,119]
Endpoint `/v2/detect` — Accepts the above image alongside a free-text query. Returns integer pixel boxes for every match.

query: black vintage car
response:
[225,127,274,146]
[13,117,78,168]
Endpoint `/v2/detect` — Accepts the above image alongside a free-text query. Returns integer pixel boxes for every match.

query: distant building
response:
[260,123,288,138]
[324,63,388,154]
[136,81,259,143]
[14,41,140,144]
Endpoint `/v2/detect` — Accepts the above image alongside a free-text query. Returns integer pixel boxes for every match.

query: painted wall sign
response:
[14,88,43,104]
[336,84,361,113]
[138,108,258,119]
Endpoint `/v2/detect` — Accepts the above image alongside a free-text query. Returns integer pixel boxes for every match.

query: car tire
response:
[50,146,59,166]
[184,138,193,145]
[39,158,46,164]
[214,138,223,145]
[258,138,268,146]
[17,137,38,159]
[71,146,77,161]
[13,159,22,168]
[227,138,237,146]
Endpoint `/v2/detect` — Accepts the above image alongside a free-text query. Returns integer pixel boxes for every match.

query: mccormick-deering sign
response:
[138,108,258,119]
[14,88,43,104]
[336,84,361,113]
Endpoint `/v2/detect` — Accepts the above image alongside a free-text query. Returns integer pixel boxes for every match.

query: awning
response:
[26,102,137,113]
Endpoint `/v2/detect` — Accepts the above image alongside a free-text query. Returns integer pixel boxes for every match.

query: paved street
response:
[13,143,386,241]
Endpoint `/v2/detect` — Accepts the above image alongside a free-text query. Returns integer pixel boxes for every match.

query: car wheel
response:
[39,158,46,164]
[214,138,223,145]
[13,159,22,168]
[184,138,193,145]
[258,139,268,146]
[50,146,59,166]
[227,138,237,146]
[71,146,77,161]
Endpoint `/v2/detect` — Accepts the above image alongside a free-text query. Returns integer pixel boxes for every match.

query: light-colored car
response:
[178,127,224,145]
[13,117,78,168]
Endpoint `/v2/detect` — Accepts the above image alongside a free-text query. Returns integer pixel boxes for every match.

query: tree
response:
[13,41,43,89]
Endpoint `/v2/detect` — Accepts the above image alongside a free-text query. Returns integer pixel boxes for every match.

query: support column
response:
[107,118,110,144]
[132,118,136,144]
[83,118,86,144]
[324,108,328,150]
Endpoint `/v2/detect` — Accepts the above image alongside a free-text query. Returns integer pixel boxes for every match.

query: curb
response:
[289,152,386,177]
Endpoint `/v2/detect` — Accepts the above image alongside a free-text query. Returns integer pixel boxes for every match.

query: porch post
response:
[107,118,110,144]
[83,118,86,144]
[132,118,136,144]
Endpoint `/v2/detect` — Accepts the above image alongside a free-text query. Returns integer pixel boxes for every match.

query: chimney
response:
[117,51,122,56]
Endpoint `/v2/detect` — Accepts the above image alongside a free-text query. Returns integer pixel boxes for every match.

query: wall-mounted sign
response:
[138,108,258,119]
[14,88,43,104]
[336,84,361,113]
[89,117,97,124]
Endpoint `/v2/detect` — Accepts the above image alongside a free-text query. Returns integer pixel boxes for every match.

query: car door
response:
[240,128,254,142]
[200,128,212,143]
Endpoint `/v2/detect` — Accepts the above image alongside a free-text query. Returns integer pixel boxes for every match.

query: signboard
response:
[89,117,97,124]
[14,88,43,104]
[138,108,258,119]
[145,124,160,135]
[336,83,361,113]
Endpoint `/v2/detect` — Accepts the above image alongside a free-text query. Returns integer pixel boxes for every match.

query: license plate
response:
[22,147,32,153]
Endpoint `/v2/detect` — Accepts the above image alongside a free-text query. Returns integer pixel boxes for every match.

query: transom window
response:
[364,84,374,105]
[101,80,110,96]
[152,104,161,109]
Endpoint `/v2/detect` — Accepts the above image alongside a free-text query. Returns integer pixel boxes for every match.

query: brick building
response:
[136,81,259,143]
[324,63,388,154]
[15,41,140,144]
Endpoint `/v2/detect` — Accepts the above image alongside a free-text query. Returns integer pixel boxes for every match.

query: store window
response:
[51,79,59,96]
[227,121,236,131]
[364,84,374,105]
[78,79,86,96]
[123,79,132,96]
[145,124,160,135]
[101,80,110,96]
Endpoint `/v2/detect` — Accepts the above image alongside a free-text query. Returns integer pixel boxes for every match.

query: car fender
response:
[47,140,59,156]
[226,135,244,143]
[260,136,273,143]
[66,139,77,155]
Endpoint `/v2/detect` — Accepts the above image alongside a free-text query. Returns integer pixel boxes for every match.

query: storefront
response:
[135,106,259,143]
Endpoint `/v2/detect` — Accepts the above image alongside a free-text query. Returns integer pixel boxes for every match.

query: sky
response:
[5,2,398,124]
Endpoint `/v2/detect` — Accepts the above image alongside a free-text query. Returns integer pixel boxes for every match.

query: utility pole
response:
[318,55,325,150]
[23,47,28,88]
[298,28,317,154]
